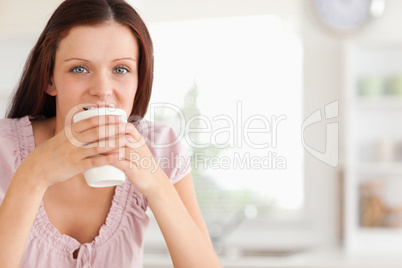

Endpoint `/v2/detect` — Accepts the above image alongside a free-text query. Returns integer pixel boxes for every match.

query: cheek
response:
[54,73,86,93]
[123,84,137,106]
[53,77,86,109]
[119,79,138,114]
[119,76,138,97]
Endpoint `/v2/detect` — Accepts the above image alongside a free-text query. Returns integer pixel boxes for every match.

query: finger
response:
[72,115,124,133]
[117,144,157,169]
[76,134,129,157]
[72,122,129,145]
[81,152,121,171]
[124,123,148,150]
[112,149,161,178]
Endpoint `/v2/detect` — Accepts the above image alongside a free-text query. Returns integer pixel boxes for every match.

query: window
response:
[145,15,303,218]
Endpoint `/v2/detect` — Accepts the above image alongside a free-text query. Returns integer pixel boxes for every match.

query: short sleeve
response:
[0,117,35,201]
[135,120,192,184]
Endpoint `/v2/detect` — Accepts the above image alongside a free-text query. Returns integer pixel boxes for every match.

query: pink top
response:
[0,116,191,268]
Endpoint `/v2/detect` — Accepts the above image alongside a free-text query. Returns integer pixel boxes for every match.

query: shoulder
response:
[0,116,33,198]
[135,119,192,184]
[0,116,34,169]
[136,119,182,147]
[0,118,19,165]
[0,117,21,146]
[0,116,35,132]
[0,116,33,144]
[0,117,17,131]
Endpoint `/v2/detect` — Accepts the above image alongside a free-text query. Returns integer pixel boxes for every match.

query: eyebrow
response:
[113,57,137,62]
[64,57,137,62]
[64,57,90,62]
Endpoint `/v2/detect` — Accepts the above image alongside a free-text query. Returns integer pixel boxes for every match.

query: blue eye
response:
[115,67,129,74]
[71,66,88,73]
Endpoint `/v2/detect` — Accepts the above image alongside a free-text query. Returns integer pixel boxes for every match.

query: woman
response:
[0,0,221,267]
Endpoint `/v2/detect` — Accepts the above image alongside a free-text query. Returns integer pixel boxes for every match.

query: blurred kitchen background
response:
[1,0,402,267]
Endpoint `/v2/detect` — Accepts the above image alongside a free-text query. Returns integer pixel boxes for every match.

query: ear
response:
[46,79,57,96]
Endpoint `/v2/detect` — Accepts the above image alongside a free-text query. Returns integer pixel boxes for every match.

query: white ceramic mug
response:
[73,107,127,187]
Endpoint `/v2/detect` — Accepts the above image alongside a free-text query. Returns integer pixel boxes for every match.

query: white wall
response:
[0,0,61,32]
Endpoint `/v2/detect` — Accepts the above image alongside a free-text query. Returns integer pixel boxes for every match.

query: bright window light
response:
[146,15,303,213]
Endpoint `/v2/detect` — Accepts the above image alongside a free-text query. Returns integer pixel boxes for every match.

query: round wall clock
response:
[313,0,386,36]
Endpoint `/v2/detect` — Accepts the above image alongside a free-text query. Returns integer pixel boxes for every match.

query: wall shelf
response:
[344,41,402,253]
[355,97,402,109]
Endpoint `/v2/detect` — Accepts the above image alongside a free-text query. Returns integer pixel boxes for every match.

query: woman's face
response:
[47,21,139,123]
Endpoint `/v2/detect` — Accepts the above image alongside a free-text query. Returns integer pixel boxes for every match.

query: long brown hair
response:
[6,0,153,119]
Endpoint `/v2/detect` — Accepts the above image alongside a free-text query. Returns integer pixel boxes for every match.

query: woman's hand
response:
[18,115,129,188]
[112,122,169,197]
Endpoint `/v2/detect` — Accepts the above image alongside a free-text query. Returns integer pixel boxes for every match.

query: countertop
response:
[143,247,402,268]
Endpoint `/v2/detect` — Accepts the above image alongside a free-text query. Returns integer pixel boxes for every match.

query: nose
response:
[88,73,113,100]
